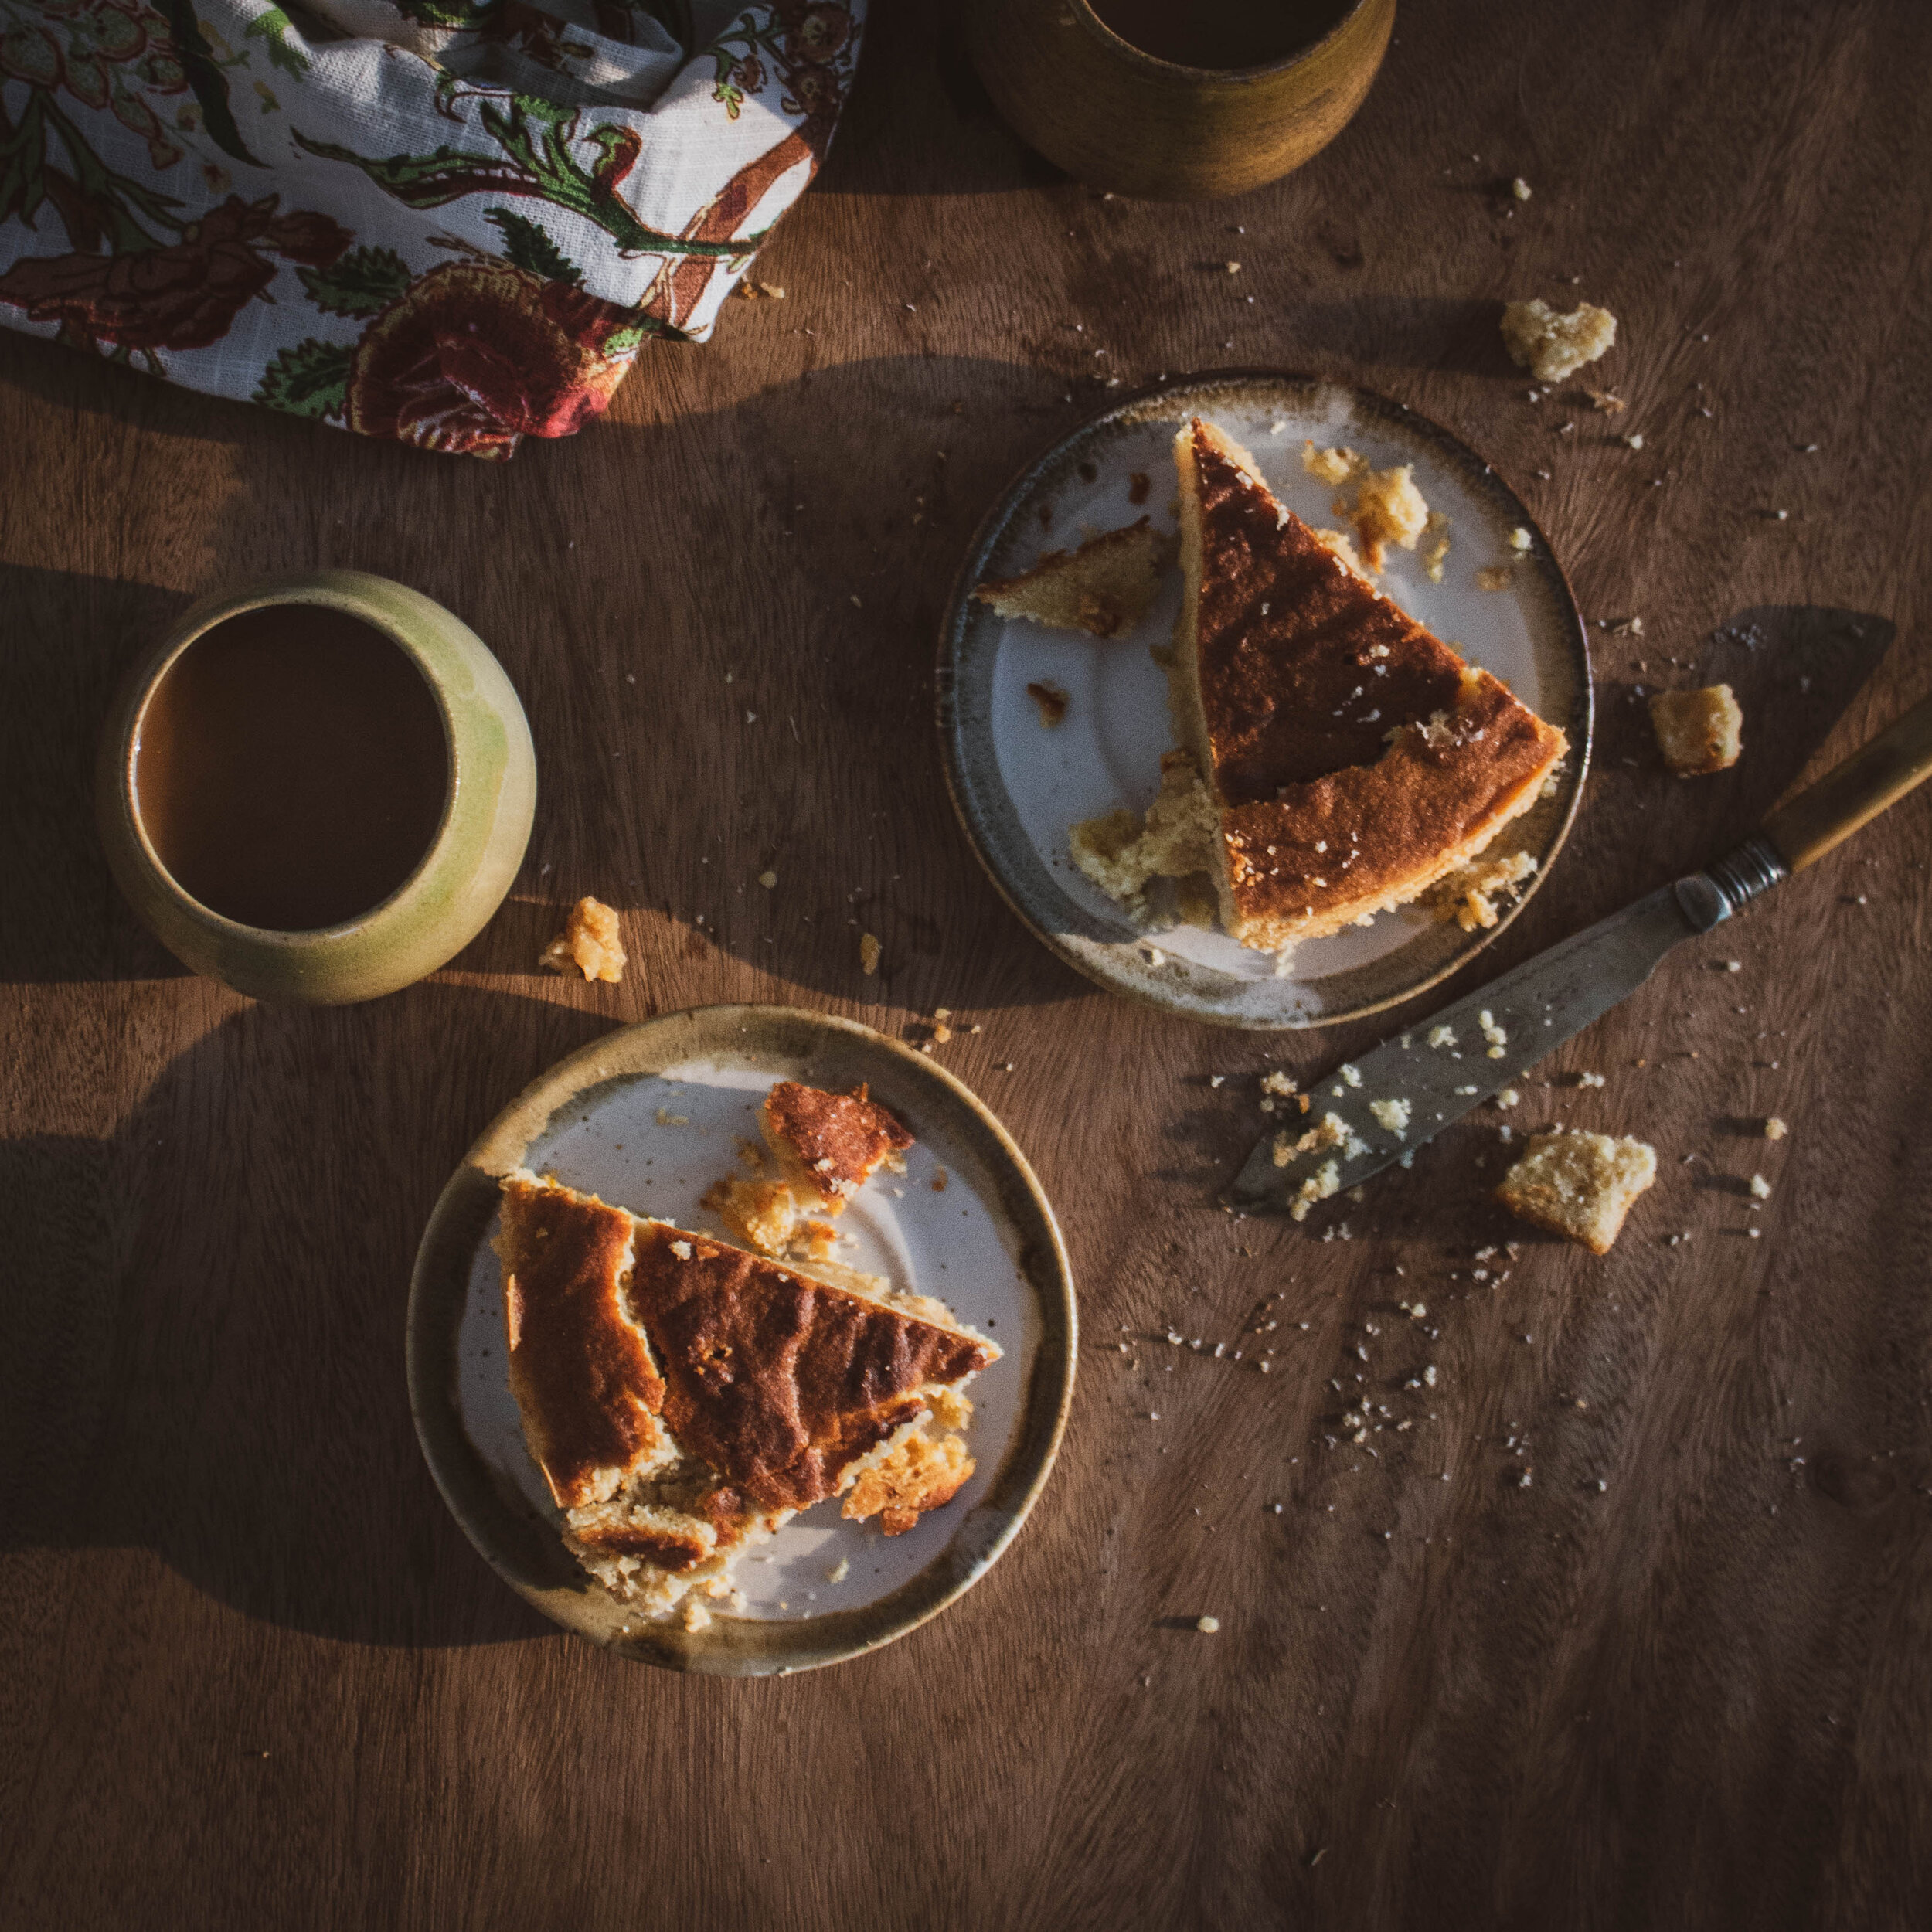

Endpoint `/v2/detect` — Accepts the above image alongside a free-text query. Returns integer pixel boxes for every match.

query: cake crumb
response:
[1501,298,1619,383]
[1070,750,1219,914]
[1196,1615,1221,1633]
[826,1556,849,1584]
[860,932,882,975]
[1026,681,1070,727]
[1421,511,1452,583]
[1428,850,1537,930]
[1495,1131,1658,1253]
[1289,1159,1342,1223]
[1301,441,1363,488]
[1512,176,1532,200]
[1369,1098,1411,1137]
[669,1239,693,1260]
[1750,1173,1772,1199]
[1347,464,1431,572]
[1475,565,1515,592]
[540,896,627,983]
[1651,685,1743,774]
[1764,1117,1788,1141]
[758,869,778,889]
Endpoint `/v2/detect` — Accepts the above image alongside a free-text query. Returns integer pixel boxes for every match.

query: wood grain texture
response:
[4,2,1931,1927]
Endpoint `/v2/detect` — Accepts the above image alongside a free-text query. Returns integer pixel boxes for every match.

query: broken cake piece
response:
[1495,1131,1658,1253]
[495,1172,998,1618]
[1501,298,1620,382]
[757,1079,914,1216]
[540,895,626,983]
[1649,685,1743,775]
[972,516,1173,638]
[1427,849,1539,930]
[843,1421,976,1536]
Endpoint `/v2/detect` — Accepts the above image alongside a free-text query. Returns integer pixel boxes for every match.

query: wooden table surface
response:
[5,4,1931,1926]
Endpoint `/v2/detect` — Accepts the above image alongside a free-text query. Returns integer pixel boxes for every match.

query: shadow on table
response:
[1286,295,1515,376]
[0,985,614,1648]
[0,563,197,984]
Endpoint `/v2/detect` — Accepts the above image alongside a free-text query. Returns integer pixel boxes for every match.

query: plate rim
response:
[406,1002,1077,1675]
[935,368,1596,1031]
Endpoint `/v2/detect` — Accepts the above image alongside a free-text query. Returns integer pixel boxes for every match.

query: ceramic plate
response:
[407,1005,1074,1675]
[937,372,1594,1029]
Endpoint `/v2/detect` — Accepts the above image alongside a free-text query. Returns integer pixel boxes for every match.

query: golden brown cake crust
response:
[495,1176,665,1510]
[1223,669,1560,933]
[626,1223,995,1513]
[1190,422,1471,804]
[760,1080,913,1208]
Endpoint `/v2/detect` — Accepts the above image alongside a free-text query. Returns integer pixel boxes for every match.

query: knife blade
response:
[1229,685,1932,1213]
[1227,842,1787,1211]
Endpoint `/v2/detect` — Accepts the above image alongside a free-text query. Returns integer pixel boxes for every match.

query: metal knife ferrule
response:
[1675,835,1790,932]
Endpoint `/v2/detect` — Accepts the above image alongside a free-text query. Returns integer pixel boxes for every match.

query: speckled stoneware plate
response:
[937,372,1594,1029]
[407,1005,1074,1675]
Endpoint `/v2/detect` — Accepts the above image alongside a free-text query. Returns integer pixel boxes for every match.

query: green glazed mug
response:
[97,570,537,1005]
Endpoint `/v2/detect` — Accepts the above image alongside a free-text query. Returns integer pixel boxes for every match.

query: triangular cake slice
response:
[495,1172,999,1622]
[1075,419,1567,953]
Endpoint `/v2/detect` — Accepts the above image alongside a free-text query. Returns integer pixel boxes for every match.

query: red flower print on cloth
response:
[0,195,350,350]
[345,260,632,461]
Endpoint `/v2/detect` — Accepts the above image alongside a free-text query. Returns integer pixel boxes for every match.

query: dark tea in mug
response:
[132,604,449,932]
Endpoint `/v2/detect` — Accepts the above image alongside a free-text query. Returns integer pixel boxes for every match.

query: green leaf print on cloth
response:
[0,0,866,456]
[253,335,352,417]
[298,244,413,317]
[483,206,581,285]
[243,8,310,80]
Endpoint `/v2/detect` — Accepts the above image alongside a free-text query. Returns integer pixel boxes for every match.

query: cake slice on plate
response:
[496,1172,998,1621]
[1073,418,1568,956]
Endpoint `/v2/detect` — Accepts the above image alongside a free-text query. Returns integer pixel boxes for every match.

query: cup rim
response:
[120,577,461,951]
[1071,0,1372,78]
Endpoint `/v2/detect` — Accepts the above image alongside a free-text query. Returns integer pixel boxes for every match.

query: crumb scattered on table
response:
[1496,1131,1657,1253]
[1651,685,1743,774]
[540,895,627,983]
[1501,297,1619,382]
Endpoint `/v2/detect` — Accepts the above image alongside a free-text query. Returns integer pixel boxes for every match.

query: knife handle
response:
[1760,690,1932,873]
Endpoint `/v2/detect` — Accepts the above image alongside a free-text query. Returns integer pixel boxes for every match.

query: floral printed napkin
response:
[0,0,862,457]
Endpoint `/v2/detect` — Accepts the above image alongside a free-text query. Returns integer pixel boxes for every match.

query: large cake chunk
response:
[495,1172,998,1621]
[1074,419,1567,954]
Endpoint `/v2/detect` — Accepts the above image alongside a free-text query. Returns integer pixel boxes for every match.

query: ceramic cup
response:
[966,0,1395,201]
[97,570,537,1005]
